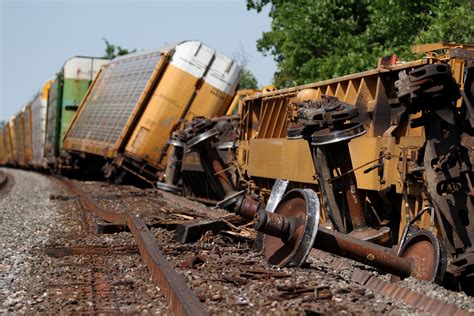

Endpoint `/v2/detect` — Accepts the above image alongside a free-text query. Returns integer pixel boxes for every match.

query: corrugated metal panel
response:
[15,112,25,166]
[31,94,45,165]
[64,49,167,157]
[30,80,52,167]
[3,124,12,164]
[9,117,18,164]
[23,104,33,164]
[45,79,59,159]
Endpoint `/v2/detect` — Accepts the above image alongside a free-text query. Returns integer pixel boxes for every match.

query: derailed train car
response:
[63,41,241,183]
[171,43,474,291]
[45,57,108,167]
[2,39,473,292]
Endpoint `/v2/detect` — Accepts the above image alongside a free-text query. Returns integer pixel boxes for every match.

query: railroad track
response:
[56,176,207,316]
[311,249,470,316]
[54,176,472,315]
[157,188,473,315]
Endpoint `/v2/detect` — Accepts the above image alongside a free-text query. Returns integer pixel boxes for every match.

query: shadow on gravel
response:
[0,170,15,199]
[44,245,139,258]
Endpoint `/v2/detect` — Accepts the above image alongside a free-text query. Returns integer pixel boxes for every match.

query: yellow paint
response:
[124,65,233,169]
[245,138,315,183]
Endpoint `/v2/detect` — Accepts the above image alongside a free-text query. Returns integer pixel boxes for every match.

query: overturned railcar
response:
[236,43,474,288]
[63,41,241,183]
[44,57,108,166]
[173,43,474,290]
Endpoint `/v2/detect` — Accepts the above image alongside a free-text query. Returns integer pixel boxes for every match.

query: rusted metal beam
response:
[174,219,228,243]
[311,249,469,316]
[57,177,208,316]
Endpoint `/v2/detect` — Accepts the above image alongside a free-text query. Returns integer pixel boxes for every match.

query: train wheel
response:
[263,189,320,267]
[391,230,447,284]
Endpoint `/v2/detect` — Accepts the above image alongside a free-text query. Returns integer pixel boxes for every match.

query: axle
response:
[254,209,413,278]
[235,190,444,282]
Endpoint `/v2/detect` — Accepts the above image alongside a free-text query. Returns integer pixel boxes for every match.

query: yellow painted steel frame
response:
[237,44,473,239]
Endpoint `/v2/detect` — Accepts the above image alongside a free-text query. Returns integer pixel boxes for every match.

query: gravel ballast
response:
[0,169,168,313]
[1,168,473,314]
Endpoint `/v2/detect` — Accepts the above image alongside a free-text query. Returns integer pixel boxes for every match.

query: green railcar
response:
[45,56,108,162]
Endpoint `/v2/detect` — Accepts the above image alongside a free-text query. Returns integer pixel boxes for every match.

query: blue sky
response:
[0,0,276,121]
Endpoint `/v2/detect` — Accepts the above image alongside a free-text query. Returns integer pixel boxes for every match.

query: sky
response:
[0,0,276,121]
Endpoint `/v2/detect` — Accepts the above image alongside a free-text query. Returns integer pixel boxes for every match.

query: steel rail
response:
[313,249,471,316]
[57,176,208,316]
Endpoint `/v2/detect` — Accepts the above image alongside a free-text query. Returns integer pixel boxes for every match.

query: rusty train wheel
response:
[264,189,320,267]
[392,230,447,284]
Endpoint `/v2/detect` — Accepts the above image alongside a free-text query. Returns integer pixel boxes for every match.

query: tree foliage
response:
[240,69,259,89]
[247,0,474,87]
[102,38,137,59]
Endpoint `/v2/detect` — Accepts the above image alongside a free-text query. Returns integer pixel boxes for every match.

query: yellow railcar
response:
[63,41,241,182]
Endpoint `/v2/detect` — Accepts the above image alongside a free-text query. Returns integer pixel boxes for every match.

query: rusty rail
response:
[312,249,470,316]
[56,176,208,316]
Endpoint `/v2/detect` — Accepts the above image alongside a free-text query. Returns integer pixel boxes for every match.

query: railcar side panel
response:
[9,117,18,165]
[63,49,166,158]
[3,124,13,164]
[15,112,26,166]
[31,80,53,168]
[23,104,33,165]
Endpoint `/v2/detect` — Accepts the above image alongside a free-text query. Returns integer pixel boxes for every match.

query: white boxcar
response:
[30,79,54,168]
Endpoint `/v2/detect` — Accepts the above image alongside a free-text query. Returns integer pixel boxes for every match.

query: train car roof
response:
[62,56,109,80]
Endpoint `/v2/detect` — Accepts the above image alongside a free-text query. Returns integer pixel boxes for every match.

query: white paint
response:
[171,41,215,79]
[63,57,108,80]
[204,52,241,95]
[171,41,241,96]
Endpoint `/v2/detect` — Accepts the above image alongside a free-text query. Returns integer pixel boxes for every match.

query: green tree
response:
[240,69,259,89]
[247,0,474,87]
[102,38,137,59]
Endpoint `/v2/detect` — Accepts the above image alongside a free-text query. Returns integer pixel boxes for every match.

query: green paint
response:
[45,75,92,158]
[60,78,92,148]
